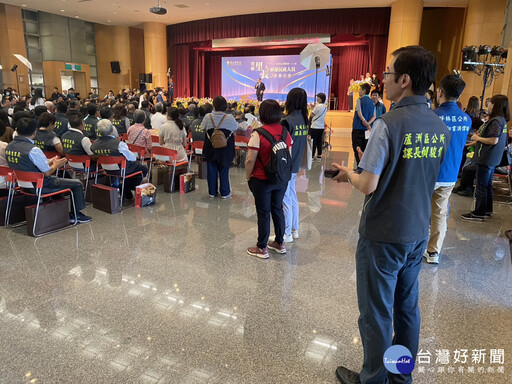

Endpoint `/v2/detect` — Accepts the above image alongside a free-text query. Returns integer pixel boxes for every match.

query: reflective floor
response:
[1,135,511,384]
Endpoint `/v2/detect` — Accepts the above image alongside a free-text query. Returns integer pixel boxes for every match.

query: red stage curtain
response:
[174,44,191,97]
[168,8,390,45]
[332,45,370,111]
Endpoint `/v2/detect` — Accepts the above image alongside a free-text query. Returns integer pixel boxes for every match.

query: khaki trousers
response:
[427,186,453,254]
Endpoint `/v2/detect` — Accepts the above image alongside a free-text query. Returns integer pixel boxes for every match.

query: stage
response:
[326,110,354,131]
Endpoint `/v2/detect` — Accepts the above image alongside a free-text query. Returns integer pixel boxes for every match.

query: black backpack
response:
[255,127,292,184]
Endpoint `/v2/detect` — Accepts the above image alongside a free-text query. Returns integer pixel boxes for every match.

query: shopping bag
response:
[300,137,313,171]
[135,183,157,207]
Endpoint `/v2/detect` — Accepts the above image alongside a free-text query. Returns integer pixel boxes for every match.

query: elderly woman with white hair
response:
[91,119,148,200]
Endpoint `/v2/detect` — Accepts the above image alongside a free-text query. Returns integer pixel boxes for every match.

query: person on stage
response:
[255,78,266,102]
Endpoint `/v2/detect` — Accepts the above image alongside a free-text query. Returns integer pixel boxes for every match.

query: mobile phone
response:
[324,169,340,178]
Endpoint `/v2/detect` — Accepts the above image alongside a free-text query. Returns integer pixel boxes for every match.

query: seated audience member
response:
[84,103,100,140]
[141,101,152,130]
[34,106,48,126]
[245,105,258,126]
[61,111,96,164]
[235,110,252,137]
[159,107,188,162]
[127,110,152,156]
[178,106,192,132]
[34,112,64,155]
[126,103,136,126]
[150,103,167,130]
[5,117,91,223]
[112,104,130,135]
[191,104,211,143]
[186,103,196,121]
[0,110,14,142]
[91,119,147,200]
[54,101,69,138]
[51,87,61,101]
[45,101,55,114]
[99,107,119,137]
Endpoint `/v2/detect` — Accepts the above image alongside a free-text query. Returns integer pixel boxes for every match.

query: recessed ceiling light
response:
[22,4,27,7]
[60,9,65,12]
[74,15,80,18]
[174,4,189,8]
[205,2,210,5]
[107,20,111,23]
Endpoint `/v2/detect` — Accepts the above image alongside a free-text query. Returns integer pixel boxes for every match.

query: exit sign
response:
[65,63,82,71]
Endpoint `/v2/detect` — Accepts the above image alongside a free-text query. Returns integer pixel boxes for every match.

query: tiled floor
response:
[0,136,511,383]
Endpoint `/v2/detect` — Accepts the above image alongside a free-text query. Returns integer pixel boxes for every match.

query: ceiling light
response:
[107,20,111,23]
[60,9,65,12]
[22,4,27,7]
[74,16,80,18]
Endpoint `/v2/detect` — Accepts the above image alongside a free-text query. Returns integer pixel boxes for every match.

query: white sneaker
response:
[292,230,299,239]
[271,235,293,243]
[423,251,439,264]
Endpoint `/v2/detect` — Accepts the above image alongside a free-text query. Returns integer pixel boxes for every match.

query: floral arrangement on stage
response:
[349,82,362,94]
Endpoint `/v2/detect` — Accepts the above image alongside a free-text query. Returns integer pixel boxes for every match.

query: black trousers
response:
[248,178,287,249]
[352,129,368,165]
[310,128,324,158]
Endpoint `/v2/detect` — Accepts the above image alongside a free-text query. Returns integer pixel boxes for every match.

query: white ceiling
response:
[6,0,468,27]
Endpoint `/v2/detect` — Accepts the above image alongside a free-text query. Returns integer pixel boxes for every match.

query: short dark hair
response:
[466,96,480,116]
[213,96,227,112]
[100,107,113,120]
[489,94,510,121]
[141,100,149,109]
[16,117,37,136]
[57,101,68,113]
[439,75,466,100]
[87,103,98,116]
[178,106,187,116]
[360,83,371,95]
[0,120,6,138]
[38,112,56,128]
[34,105,47,118]
[316,93,326,103]
[370,89,380,96]
[68,111,83,128]
[133,110,146,124]
[259,99,282,125]
[391,45,437,95]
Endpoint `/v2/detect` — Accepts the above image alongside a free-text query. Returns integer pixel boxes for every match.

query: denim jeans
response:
[473,164,495,216]
[283,173,299,236]
[356,235,427,384]
[42,176,87,212]
[207,161,231,197]
[248,178,287,249]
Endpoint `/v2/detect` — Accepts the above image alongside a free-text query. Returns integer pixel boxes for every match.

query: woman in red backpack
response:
[245,100,293,259]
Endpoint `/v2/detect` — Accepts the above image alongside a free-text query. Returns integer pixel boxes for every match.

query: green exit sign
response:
[65,63,82,71]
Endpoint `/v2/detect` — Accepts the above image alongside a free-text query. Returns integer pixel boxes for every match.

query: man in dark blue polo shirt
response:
[352,83,375,166]
[332,46,450,384]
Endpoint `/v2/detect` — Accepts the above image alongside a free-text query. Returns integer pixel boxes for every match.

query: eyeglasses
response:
[383,71,398,77]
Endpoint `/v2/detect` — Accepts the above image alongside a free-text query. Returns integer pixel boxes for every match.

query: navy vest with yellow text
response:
[83,115,98,139]
[34,129,58,153]
[90,136,122,157]
[54,113,69,137]
[283,110,308,173]
[359,96,451,243]
[61,129,88,156]
[5,137,41,173]
[112,118,128,135]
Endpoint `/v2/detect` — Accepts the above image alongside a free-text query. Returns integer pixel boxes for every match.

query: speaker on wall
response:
[110,61,121,74]
[146,73,152,83]
[139,73,146,83]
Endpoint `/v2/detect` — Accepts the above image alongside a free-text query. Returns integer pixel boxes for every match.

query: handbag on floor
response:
[300,137,313,171]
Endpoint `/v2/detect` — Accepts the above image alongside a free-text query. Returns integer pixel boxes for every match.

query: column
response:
[0,4,30,95]
[460,0,506,108]
[386,0,424,63]
[143,22,167,91]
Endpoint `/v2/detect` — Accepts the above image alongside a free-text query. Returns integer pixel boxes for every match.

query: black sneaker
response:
[123,190,134,200]
[335,366,361,384]
[485,212,493,218]
[70,211,92,224]
[461,212,484,222]
[457,188,473,197]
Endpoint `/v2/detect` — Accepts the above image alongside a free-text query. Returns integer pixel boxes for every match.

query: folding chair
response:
[8,170,77,237]
[0,166,15,226]
[96,156,143,209]
[65,154,101,195]
[121,133,128,142]
[151,135,161,148]
[149,147,188,192]
[235,135,250,167]
[42,151,66,177]
[127,143,149,165]
[187,141,204,171]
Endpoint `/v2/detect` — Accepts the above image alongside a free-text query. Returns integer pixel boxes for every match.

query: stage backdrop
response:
[221,55,331,102]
